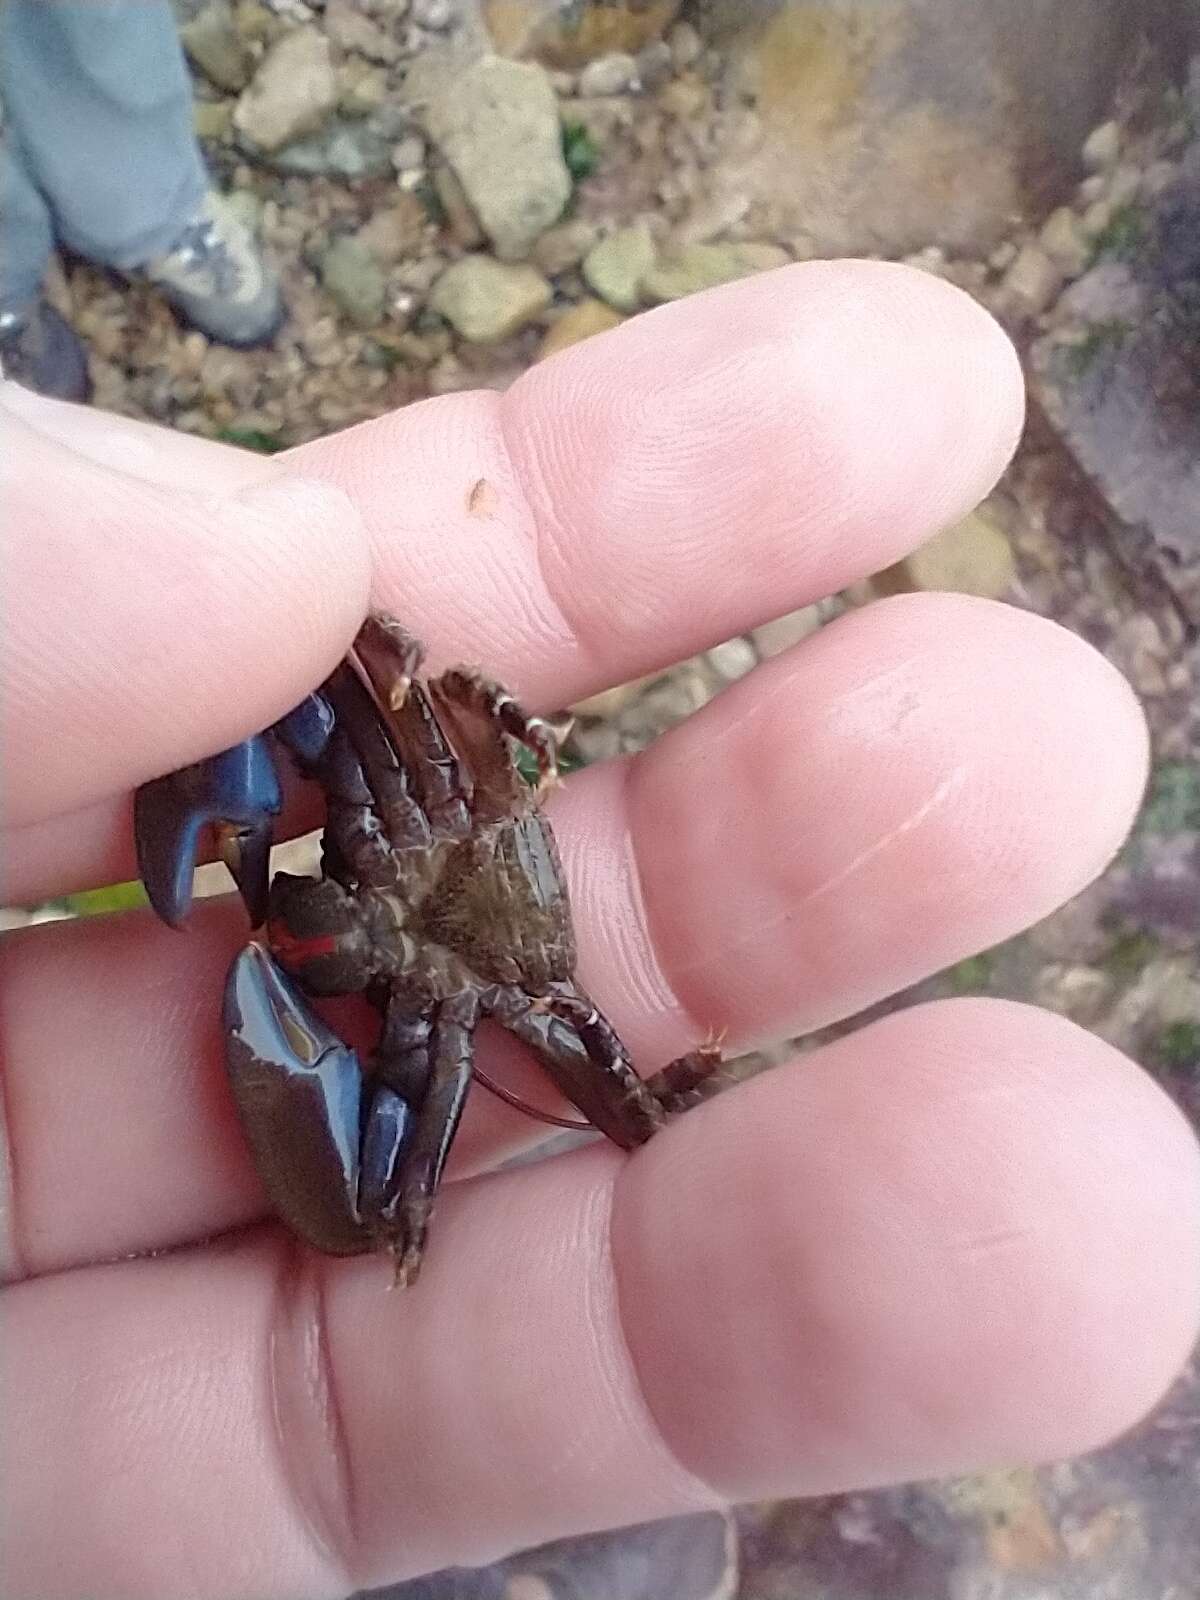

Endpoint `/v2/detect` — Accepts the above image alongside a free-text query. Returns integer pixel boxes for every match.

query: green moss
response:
[944,951,994,994]
[1136,761,1200,836]
[561,120,600,183]
[414,177,446,226]
[515,743,585,786]
[1102,927,1160,980]
[216,427,284,453]
[1089,204,1146,264]
[1062,319,1132,379]
[1158,1020,1200,1072]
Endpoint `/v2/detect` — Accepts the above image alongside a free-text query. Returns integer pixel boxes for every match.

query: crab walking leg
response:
[644,1039,727,1114]
[435,668,560,792]
[352,616,479,839]
[322,667,437,853]
[486,985,667,1149]
[389,991,481,1286]
[373,1001,434,1104]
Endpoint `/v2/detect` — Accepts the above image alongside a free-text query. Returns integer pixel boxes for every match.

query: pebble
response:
[325,0,401,62]
[642,240,789,302]
[668,20,703,70]
[750,605,825,660]
[578,51,638,97]
[412,0,454,29]
[1082,119,1121,171]
[1105,163,1142,210]
[583,223,657,311]
[706,637,757,681]
[635,40,673,91]
[1002,243,1064,315]
[234,28,337,152]
[898,504,1017,599]
[194,98,236,140]
[390,133,427,173]
[430,255,552,343]
[434,164,486,248]
[357,195,428,265]
[533,218,600,276]
[181,0,254,92]
[539,298,624,359]
[319,235,387,326]
[338,62,389,116]
[1039,206,1091,277]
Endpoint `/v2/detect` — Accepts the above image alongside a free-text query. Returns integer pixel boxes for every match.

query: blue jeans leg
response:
[0,0,207,277]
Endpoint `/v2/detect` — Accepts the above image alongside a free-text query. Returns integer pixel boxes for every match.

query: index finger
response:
[297,259,1024,698]
[1,260,1021,838]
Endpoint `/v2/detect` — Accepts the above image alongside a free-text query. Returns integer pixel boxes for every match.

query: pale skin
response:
[2,262,1198,1600]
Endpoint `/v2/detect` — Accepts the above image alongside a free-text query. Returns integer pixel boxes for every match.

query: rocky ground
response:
[13,2,1200,1597]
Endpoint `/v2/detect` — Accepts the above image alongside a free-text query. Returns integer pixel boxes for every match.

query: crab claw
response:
[224,944,417,1258]
[224,943,369,1256]
[134,736,282,928]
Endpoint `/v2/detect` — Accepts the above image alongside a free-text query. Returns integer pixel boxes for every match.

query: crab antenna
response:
[472,1067,593,1132]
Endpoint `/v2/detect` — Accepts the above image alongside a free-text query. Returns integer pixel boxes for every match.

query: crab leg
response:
[386,991,481,1286]
[486,985,666,1149]
[435,668,559,794]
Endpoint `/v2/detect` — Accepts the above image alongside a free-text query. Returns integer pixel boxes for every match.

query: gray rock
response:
[582,223,657,310]
[578,51,638,97]
[182,0,253,92]
[421,58,571,260]
[1033,162,1200,624]
[268,118,393,176]
[325,0,401,61]
[319,235,387,326]
[634,40,673,91]
[430,256,552,342]
[1058,261,1144,323]
[234,29,337,152]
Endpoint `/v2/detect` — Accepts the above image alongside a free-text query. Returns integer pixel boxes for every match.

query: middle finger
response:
[0,591,1146,1279]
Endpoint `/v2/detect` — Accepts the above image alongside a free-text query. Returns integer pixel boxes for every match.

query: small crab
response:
[135,615,720,1283]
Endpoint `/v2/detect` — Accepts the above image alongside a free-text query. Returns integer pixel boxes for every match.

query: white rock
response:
[1082,119,1120,171]
[1039,206,1090,276]
[706,637,757,681]
[578,52,638,97]
[668,20,703,70]
[1003,243,1064,314]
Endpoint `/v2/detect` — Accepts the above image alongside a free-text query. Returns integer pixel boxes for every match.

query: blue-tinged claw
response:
[274,691,336,765]
[135,736,282,928]
[224,943,371,1255]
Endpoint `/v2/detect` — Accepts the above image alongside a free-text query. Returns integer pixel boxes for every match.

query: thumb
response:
[1,388,371,829]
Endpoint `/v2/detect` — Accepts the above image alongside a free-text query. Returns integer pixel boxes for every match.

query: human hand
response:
[3,263,1198,1600]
